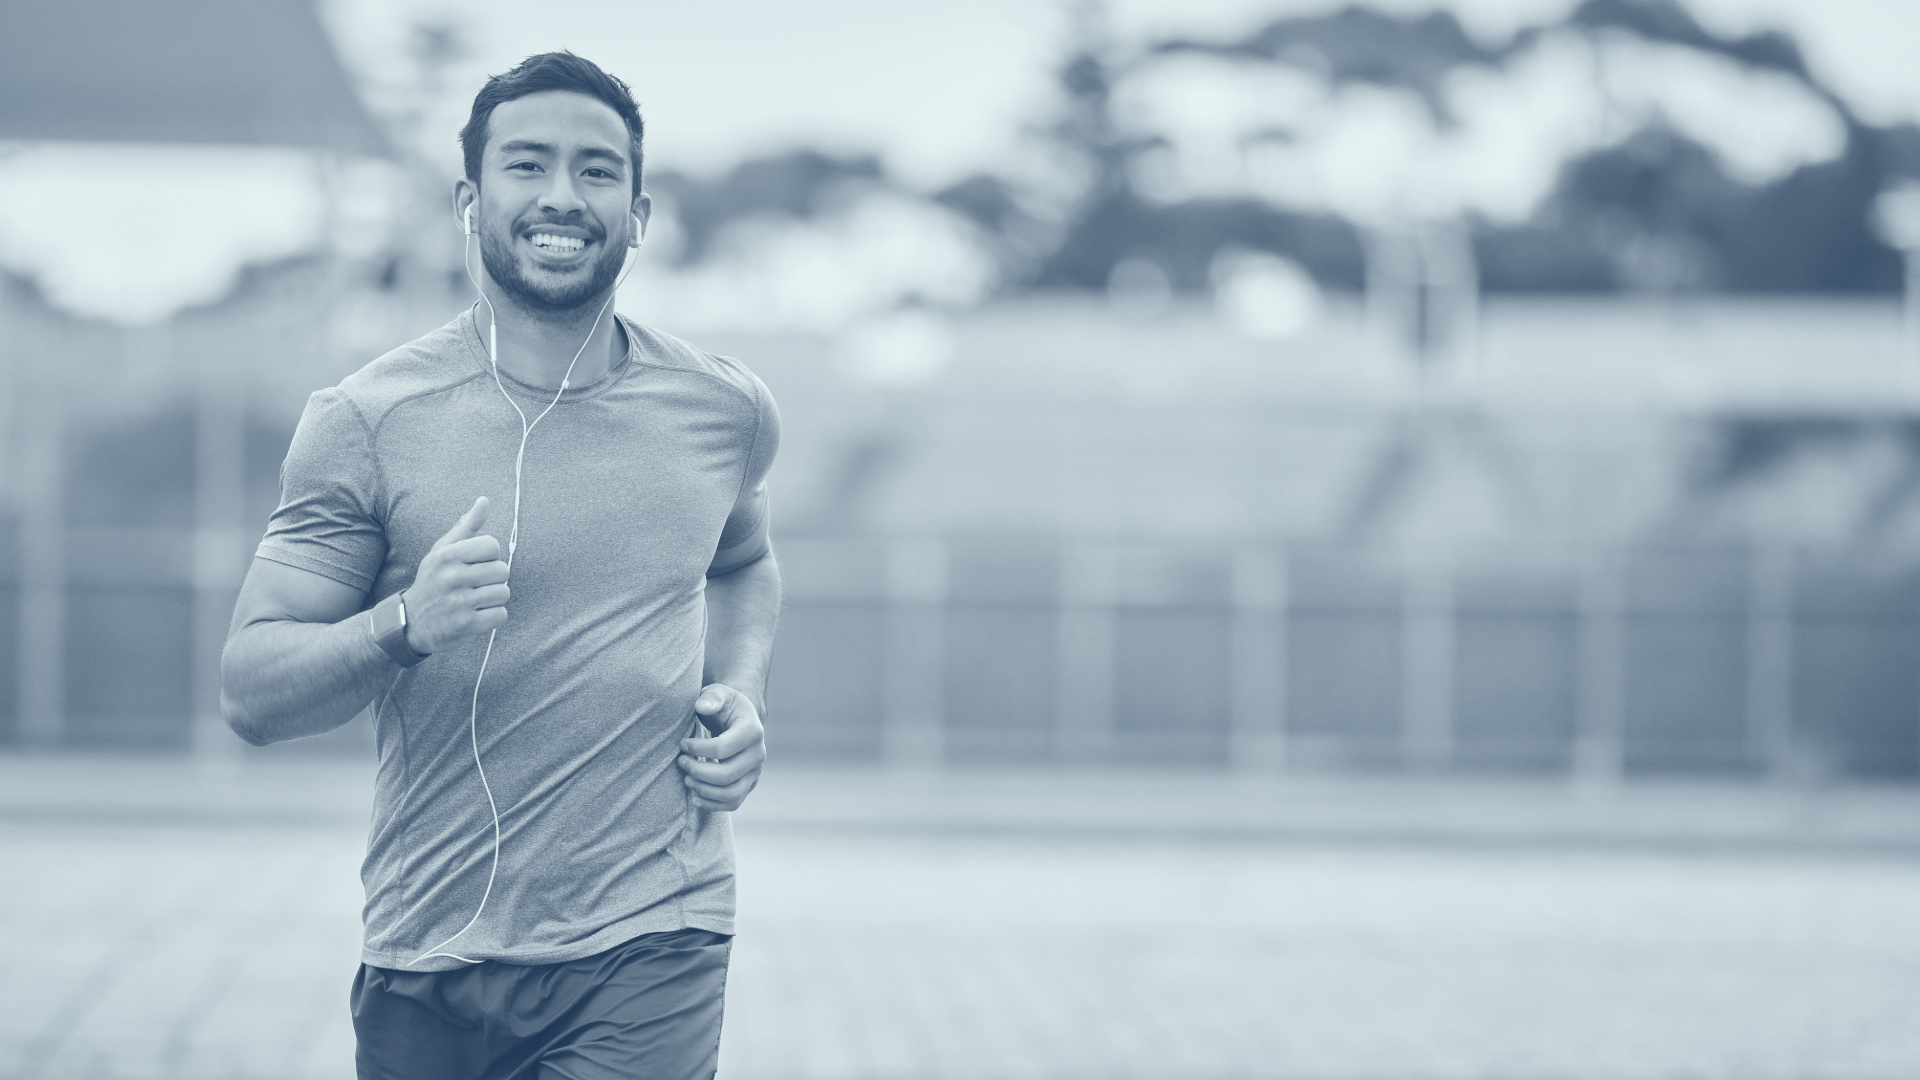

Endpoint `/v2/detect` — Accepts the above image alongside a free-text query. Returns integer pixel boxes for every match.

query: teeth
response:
[530,233,585,252]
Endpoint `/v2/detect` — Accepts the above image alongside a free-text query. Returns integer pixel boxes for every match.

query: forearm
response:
[221,613,399,747]
[703,552,781,713]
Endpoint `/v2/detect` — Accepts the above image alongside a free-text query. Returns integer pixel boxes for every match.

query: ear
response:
[453,179,479,235]
[630,191,653,248]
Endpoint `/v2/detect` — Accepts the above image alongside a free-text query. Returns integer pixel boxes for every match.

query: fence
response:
[766,536,1920,779]
[2,527,1914,779]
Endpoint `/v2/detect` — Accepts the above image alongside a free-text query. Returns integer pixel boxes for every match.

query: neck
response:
[475,280,627,390]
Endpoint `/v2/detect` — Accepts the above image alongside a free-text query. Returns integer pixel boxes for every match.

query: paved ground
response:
[3,755,1920,1079]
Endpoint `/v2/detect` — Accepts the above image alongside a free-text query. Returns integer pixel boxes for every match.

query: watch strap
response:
[370,591,429,668]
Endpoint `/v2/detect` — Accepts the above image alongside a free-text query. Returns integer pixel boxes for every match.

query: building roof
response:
[0,0,388,156]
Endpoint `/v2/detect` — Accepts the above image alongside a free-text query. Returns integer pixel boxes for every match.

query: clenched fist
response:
[403,497,511,656]
[677,684,767,812]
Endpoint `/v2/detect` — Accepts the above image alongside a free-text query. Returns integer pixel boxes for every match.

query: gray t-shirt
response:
[257,308,779,972]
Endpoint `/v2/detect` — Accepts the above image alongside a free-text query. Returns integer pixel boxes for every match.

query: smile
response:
[528,232,587,253]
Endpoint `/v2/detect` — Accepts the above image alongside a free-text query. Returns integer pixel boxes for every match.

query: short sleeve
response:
[711,371,782,568]
[254,388,387,594]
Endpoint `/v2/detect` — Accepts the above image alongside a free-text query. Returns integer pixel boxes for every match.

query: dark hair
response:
[460,52,645,194]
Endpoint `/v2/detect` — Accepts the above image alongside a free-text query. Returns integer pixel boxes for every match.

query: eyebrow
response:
[496,140,628,171]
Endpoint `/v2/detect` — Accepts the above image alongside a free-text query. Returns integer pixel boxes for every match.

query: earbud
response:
[464,205,474,236]
[631,212,644,248]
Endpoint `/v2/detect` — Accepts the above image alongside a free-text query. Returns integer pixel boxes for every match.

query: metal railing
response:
[768,537,1920,779]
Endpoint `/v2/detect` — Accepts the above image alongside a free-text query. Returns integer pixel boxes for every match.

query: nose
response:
[538,172,588,218]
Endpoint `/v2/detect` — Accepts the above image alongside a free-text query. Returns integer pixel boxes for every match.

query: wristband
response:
[369,591,429,668]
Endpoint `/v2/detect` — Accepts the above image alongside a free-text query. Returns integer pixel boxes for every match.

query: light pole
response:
[1871,182,1920,395]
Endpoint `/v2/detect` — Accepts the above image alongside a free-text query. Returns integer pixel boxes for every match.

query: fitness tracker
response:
[369,591,429,668]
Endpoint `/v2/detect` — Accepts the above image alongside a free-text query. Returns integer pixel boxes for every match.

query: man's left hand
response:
[678,684,766,811]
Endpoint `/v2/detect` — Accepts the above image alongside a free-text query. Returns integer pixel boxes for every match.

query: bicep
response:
[707,504,770,578]
[229,557,370,636]
[708,374,780,578]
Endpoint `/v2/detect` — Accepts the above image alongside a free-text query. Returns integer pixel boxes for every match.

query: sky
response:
[7,0,1916,327]
[319,0,1920,187]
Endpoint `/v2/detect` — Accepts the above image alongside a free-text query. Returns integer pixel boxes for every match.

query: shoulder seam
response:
[726,370,768,512]
[631,355,760,410]
[622,319,760,408]
[359,371,494,498]
[321,387,388,516]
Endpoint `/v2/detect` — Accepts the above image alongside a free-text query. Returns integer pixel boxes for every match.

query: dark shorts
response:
[351,928,732,1080]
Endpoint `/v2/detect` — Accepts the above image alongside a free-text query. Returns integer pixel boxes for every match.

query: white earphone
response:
[412,196,642,968]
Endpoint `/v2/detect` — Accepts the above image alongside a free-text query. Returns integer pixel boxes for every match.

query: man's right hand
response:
[403,497,511,655]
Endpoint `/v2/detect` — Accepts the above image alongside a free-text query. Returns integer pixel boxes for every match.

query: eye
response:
[508,161,542,173]
[583,167,617,180]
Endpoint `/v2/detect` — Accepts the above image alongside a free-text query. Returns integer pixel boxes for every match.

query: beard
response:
[479,218,627,313]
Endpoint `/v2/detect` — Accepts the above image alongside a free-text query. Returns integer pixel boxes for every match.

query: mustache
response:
[513,215,606,240]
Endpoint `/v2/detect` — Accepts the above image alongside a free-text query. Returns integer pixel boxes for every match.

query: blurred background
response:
[5,0,1920,1077]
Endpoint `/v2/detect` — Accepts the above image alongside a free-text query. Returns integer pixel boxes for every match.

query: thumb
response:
[694,685,733,730]
[695,685,731,714]
[434,497,489,549]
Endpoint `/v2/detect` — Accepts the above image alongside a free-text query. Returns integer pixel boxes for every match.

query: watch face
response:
[371,594,425,666]
[372,594,404,641]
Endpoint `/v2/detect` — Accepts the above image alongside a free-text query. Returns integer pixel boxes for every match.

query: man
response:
[221,52,779,1079]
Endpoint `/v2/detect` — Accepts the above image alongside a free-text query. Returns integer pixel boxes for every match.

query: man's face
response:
[470,90,641,313]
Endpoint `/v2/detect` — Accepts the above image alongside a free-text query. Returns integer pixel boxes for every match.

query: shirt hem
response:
[363,912,737,973]
[254,544,375,593]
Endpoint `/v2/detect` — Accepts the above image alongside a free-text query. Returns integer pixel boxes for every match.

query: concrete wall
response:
[4,287,1916,776]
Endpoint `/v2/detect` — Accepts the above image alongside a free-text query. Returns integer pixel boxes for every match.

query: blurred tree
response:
[1034,194,1363,293]
[1479,122,1904,294]
[1139,4,1502,363]
[1562,0,1813,79]
[1025,0,1914,306]
[632,0,1920,306]
[648,150,885,266]
[1020,1,1365,296]
[932,173,1063,285]
[1470,0,1907,294]
[1156,4,1496,123]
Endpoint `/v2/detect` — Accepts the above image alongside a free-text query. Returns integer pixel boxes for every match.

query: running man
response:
[221,51,779,1079]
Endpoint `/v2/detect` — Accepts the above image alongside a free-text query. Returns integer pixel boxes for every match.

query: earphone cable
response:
[412,214,639,967]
